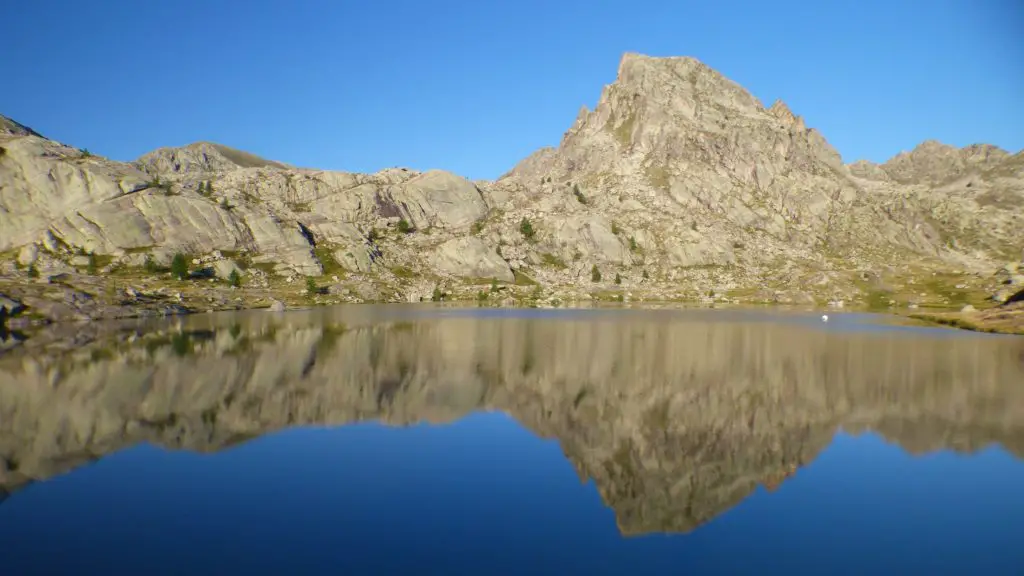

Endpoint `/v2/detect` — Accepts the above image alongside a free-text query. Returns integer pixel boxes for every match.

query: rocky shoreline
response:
[3,268,1022,338]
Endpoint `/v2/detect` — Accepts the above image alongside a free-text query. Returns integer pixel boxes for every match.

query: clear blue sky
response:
[3,0,1022,180]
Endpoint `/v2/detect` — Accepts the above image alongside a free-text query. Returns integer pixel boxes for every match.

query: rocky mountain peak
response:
[134,141,292,177]
[881,140,1014,184]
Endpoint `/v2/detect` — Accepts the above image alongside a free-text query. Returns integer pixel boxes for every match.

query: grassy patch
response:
[391,265,417,279]
[540,252,567,269]
[314,246,345,277]
[513,270,538,286]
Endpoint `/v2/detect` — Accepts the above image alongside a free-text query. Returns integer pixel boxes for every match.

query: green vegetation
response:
[611,222,621,235]
[431,286,443,302]
[305,276,318,296]
[314,246,345,277]
[629,236,640,252]
[86,252,98,275]
[642,269,650,280]
[144,254,160,273]
[541,252,567,269]
[591,265,602,283]
[476,290,488,302]
[27,264,39,279]
[367,228,381,242]
[513,270,538,286]
[170,253,189,280]
[397,219,413,234]
[490,278,499,293]
[471,220,484,234]
[228,269,242,288]
[391,265,416,279]
[614,272,622,285]
[220,197,233,210]
[519,217,535,241]
[0,146,6,157]
[573,184,587,204]
[81,148,92,158]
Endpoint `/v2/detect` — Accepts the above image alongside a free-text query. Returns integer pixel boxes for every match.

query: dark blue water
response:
[1,308,1023,575]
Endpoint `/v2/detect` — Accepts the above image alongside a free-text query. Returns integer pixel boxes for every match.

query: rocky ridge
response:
[1,312,1023,533]
[1,53,1022,317]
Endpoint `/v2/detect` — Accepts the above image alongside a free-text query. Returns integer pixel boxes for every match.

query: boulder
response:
[429,237,514,282]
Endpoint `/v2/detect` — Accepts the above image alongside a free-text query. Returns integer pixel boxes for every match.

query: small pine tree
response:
[431,286,443,302]
[27,264,39,279]
[642,269,650,280]
[86,252,98,275]
[170,253,189,280]
[397,218,413,234]
[591,265,602,283]
[629,236,639,252]
[207,181,215,195]
[519,218,535,240]
[614,273,622,285]
[490,278,499,293]
[228,269,242,288]
[305,276,318,295]
[144,254,158,273]
[611,222,621,235]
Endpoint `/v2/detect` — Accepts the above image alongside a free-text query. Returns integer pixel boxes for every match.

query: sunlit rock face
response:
[2,309,1023,534]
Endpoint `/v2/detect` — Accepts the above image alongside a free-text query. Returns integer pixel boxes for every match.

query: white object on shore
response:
[822,314,829,322]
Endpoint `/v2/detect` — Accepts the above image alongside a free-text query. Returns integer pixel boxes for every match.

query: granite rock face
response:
[2,52,1021,299]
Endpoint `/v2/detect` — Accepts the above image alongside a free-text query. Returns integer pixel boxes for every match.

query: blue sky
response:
[3,0,1021,180]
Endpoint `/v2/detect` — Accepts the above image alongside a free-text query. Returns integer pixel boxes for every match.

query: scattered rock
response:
[268,299,286,312]
[960,304,976,314]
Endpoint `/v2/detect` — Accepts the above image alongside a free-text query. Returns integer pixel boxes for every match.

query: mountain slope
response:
[1,53,1021,311]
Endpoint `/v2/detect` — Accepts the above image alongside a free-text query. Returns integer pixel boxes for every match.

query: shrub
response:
[144,254,159,273]
[86,252,98,275]
[477,290,488,302]
[490,278,499,293]
[170,253,189,280]
[614,273,622,285]
[207,181,215,195]
[228,269,242,288]
[397,218,413,234]
[573,184,587,204]
[81,148,92,158]
[305,276,318,295]
[591,265,602,283]
[611,222,621,235]
[471,221,484,234]
[642,269,650,279]
[629,236,639,252]
[220,197,232,210]
[431,286,443,302]
[27,264,39,278]
[367,228,380,242]
[519,218,535,241]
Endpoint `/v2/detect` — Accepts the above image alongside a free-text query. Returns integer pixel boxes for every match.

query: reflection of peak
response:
[2,313,1024,534]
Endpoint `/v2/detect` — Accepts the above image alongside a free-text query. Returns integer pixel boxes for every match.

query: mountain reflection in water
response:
[1,307,1023,574]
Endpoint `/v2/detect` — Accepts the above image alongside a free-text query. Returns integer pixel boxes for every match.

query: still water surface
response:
[1,307,1023,575]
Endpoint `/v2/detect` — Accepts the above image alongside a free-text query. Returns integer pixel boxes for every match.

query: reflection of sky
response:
[1,414,1023,575]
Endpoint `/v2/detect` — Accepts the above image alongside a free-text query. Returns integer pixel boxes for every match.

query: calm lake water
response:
[1,306,1023,575]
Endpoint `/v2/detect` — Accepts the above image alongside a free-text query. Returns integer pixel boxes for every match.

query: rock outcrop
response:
[1,312,1022,534]
[2,52,1021,308]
